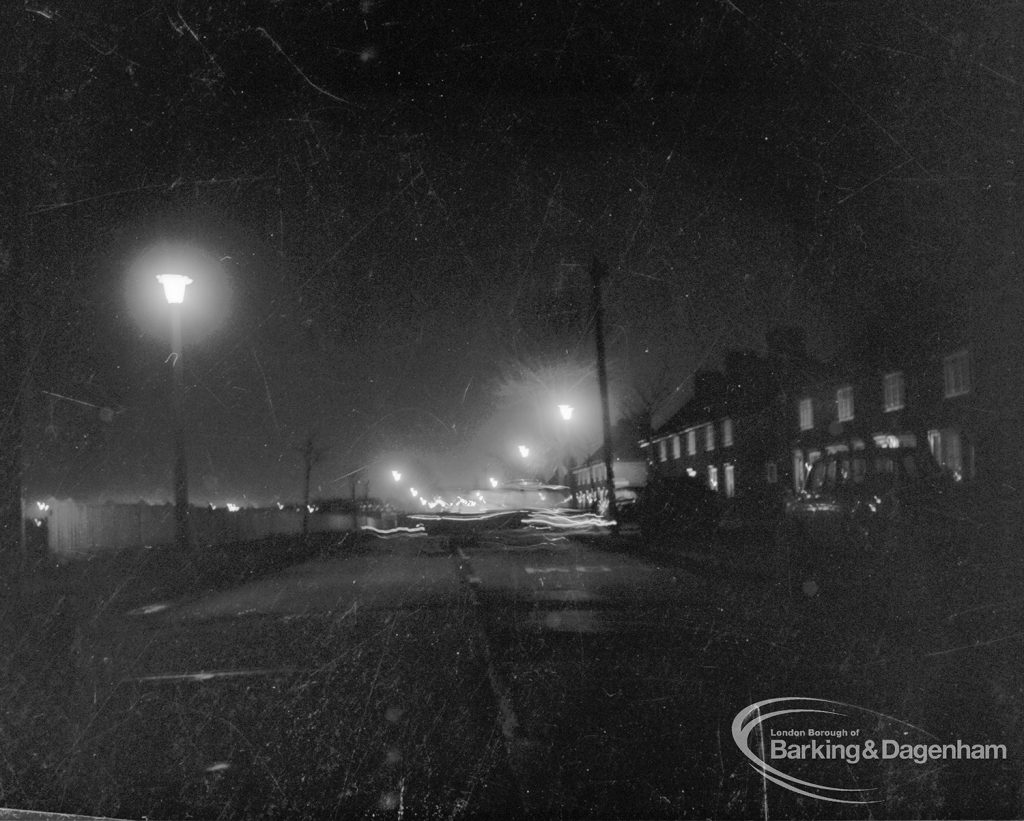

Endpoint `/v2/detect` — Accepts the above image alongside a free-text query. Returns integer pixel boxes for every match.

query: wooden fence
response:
[36,499,386,557]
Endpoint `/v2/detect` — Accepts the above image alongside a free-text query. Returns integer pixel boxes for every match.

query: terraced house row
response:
[641,289,1022,518]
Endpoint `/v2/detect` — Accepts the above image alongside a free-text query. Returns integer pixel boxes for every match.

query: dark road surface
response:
[24,526,1023,819]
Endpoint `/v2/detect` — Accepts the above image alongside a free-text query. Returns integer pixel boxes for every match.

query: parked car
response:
[638,474,722,546]
[775,442,965,598]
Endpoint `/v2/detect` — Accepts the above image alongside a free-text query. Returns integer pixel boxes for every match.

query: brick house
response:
[641,328,823,515]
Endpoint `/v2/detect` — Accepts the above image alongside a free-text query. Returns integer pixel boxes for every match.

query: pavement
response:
[9,525,1023,819]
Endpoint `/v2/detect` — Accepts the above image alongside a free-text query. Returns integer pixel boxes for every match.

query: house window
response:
[883,371,905,412]
[658,439,668,463]
[686,429,696,456]
[765,461,778,484]
[837,386,854,422]
[798,398,813,431]
[945,433,963,480]
[792,450,805,492]
[708,464,719,492]
[705,423,715,452]
[671,435,681,460]
[721,417,733,447]
[944,350,971,398]
[724,463,735,498]
[929,428,966,481]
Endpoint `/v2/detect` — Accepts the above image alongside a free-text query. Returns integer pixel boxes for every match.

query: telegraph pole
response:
[590,258,618,527]
[0,5,33,566]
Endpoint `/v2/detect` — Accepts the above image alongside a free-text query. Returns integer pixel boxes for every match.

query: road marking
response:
[130,668,297,683]
[0,808,131,820]
[447,536,530,816]
[524,565,611,574]
[126,602,171,616]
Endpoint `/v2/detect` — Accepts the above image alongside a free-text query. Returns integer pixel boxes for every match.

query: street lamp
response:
[517,444,530,459]
[558,404,574,421]
[157,272,193,550]
[391,470,402,482]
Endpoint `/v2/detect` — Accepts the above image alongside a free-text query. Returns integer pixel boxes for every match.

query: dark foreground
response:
[0,525,1021,819]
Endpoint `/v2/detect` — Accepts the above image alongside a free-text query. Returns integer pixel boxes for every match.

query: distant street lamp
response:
[157,272,193,550]
[517,444,530,459]
[558,404,574,421]
[391,470,402,482]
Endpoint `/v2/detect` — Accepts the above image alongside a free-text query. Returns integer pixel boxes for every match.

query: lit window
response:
[722,417,733,447]
[883,371,905,412]
[798,398,813,431]
[765,461,778,484]
[658,439,668,463]
[705,423,715,452]
[671,435,681,460]
[944,350,971,398]
[686,429,696,456]
[930,428,965,481]
[724,463,735,498]
[708,464,719,492]
[837,386,854,422]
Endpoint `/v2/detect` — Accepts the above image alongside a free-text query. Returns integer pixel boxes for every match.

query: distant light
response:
[558,404,574,421]
[391,470,402,482]
[518,445,530,459]
[410,487,418,497]
[686,468,697,477]
[35,501,50,512]
[488,477,499,488]
[307,504,316,513]
[226,503,240,512]
[156,273,193,305]
[276,502,284,510]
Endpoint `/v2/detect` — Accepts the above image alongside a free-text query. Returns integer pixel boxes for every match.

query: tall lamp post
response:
[590,258,618,526]
[157,273,193,550]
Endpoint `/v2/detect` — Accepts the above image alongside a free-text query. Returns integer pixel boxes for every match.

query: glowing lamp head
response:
[391,470,402,482]
[517,445,530,459]
[558,404,574,421]
[409,487,418,497]
[156,273,193,305]
[488,477,498,488]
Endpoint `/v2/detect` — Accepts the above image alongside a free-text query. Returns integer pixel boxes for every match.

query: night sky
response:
[6,1,1016,505]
